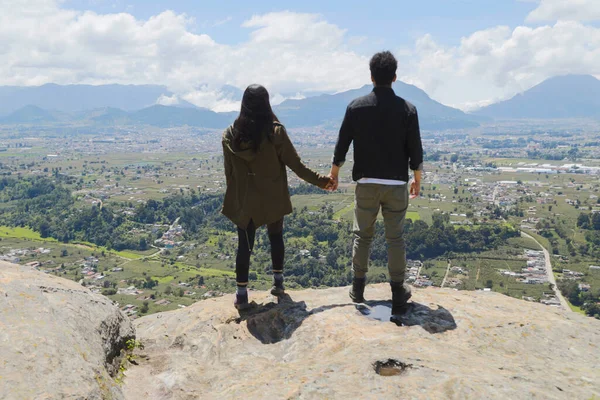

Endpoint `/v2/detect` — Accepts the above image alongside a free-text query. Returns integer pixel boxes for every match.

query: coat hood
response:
[223,125,258,162]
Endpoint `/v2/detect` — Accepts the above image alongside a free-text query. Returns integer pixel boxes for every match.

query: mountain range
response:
[1,75,598,130]
[475,74,600,119]
[0,81,480,130]
[0,83,197,115]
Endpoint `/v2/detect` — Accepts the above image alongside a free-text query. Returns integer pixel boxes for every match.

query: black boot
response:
[349,277,366,303]
[390,281,412,315]
[270,274,285,296]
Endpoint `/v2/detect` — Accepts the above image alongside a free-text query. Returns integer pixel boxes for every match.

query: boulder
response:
[123,284,600,399]
[0,262,135,400]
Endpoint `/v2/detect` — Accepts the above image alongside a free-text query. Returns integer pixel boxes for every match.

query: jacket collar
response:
[372,86,395,95]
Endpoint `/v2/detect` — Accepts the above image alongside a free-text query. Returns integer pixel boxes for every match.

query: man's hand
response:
[324,176,337,191]
[327,174,338,191]
[409,179,420,199]
[327,164,340,191]
[409,170,422,199]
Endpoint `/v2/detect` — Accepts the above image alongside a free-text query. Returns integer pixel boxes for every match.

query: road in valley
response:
[521,231,571,311]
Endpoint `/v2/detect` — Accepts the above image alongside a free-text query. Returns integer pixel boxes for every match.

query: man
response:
[328,51,423,316]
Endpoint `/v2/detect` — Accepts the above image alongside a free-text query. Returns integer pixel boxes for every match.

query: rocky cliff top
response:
[1,262,599,400]
[124,283,599,400]
[0,262,134,400]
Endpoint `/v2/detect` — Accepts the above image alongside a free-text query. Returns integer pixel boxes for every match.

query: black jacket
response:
[333,86,423,182]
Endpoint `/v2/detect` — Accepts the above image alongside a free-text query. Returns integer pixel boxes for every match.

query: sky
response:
[1,0,600,111]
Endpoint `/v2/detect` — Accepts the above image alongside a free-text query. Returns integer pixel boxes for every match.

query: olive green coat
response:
[221,122,329,229]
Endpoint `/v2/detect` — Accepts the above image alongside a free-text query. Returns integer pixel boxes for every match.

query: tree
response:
[326,251,338,269]
[450,154,459,163]
[177,288,185,297]
[592,213,600,230]
[140,301,149,314]
[143,276,158,289]
[164,286,172,295]
[558,280,582,306]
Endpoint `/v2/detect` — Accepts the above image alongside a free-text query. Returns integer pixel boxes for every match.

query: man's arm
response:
[407,109,424,198]
[329,106,354,190]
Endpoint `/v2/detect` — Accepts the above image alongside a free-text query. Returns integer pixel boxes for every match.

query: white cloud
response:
[0,2,368,110]
[400,21,600,110]
[181,86,241,112]
[270,92,306,106]
[527,0,600,22]
[156,94,180,106]
[3,0,600,112]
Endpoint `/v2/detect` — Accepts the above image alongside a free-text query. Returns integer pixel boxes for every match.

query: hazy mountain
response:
[274,81,481,130]
[474,75,600,119]
[84,107,132,125]
[0,82,482,130]
[0,105,60,124]
[0,84,191,115]
[130,105,236,128]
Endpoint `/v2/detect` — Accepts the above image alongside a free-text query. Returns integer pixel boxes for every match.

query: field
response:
[0,226,57,242]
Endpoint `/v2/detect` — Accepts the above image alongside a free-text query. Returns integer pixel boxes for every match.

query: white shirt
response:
[357,177,407,185]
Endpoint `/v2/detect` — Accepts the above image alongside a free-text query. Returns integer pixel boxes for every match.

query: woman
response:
[222,84,332,310]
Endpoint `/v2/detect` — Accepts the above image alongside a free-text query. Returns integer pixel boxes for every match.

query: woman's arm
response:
[275,125,330,188]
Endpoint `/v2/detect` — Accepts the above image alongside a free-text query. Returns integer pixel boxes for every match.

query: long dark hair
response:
[233,84,279,152]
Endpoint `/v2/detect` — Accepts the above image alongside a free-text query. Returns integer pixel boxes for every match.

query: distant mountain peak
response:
[275,80,480,130]
[1,104,58,124]
[475,74,600,119]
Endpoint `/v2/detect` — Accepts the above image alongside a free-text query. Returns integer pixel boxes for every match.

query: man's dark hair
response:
[369,51,397,86]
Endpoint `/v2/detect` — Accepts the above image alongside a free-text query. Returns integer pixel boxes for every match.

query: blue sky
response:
[65,0,539,48]
[3,0,600,110]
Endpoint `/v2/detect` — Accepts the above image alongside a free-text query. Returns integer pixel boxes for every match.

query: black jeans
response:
[236,218,284,284]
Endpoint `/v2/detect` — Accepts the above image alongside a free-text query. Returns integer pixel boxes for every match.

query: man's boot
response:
[390,281,412,315]
[349,277,366,303]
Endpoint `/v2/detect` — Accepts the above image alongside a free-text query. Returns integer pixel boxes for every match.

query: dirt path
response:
[440,260,452,288]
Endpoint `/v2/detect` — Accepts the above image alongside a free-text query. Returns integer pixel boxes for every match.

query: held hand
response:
[409,179,420,199]
[327,174,339,191]
[322,176,335,191]
[324,178,334,191]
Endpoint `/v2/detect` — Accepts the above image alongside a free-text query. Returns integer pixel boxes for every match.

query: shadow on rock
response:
[357,301,457,334]
[231,294,352,344]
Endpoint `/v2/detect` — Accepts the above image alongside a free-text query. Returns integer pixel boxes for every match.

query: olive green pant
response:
[352,183,409,283]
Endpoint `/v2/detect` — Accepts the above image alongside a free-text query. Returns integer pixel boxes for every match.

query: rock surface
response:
[124,284,600,400]
[0,262,135,400]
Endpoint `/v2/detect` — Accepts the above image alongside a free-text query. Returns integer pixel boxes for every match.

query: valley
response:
[1,115,599,319]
